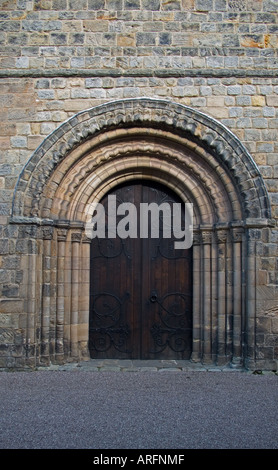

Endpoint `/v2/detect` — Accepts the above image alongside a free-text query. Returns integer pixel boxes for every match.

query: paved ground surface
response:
[0,360,277,450]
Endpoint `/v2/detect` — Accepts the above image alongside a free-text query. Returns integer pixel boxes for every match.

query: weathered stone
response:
[252,95,266,106]
[0,0,276,371]
[0,239,9,254]
[88,0,105,9]
[136,32,156,46]
[2,285,19,298]
[142,0,160,9]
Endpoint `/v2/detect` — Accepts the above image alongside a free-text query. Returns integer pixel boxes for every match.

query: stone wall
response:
[1,74,278,217]
[0,0,277,369]
[0,0,277,73]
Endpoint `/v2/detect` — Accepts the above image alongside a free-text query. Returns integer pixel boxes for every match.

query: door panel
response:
[89,185,139,359]
[89,181,192,360]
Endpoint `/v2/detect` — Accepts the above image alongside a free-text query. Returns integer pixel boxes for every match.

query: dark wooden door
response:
[89,181,192,360]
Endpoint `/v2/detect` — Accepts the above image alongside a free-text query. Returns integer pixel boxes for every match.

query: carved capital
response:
[193,231,201,246]
[42,226,54,240]
[57,229,68,242]
[231,228,244,243]
[247,228,261,241]
[215,229,229,244]
[71,232,82,243]
[201,230,212,244]
[82,234,92,244]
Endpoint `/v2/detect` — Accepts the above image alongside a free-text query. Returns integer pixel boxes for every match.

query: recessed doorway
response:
[89,181,193,360]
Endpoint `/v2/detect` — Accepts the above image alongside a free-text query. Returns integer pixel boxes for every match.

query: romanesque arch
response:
[11,98,272,369]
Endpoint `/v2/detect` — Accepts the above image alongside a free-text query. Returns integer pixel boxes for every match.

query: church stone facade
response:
[0,0,277,370]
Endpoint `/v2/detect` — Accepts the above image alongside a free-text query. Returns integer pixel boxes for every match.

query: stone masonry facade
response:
[0,0,277,370]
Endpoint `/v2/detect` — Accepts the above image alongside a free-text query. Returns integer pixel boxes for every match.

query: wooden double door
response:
[89,181,192,360]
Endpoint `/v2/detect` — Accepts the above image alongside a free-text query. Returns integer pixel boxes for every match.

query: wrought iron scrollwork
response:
[91,236,132,260]
[149,292,191,354]
[152,237,191,260]
[89,292,131,353]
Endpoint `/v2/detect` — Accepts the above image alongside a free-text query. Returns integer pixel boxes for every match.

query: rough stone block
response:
[124,0,140,9]
[142,0,160,10]
[227,85,242,95]
[136,32,156,46]
[161,0,181,10]
[266,95,278,106]
[252,95,266,106]
[0,239,9,254]
[10,136,27,148]
[88,0,105,9]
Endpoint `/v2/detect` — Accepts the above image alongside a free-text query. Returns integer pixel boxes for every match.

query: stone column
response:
[63,230,72,358]
[211,230,218,363]
[215,228,228,365]
[231,227,244,367]
[79,235,91,360]
[49,233,57,361]
[41,226,54,365]
[245,228,258,369]
[71,231,82,359]
[191,231,201,362]
[56,228,67,363]
[201,229,212,363]
[25,236,37,366]
[226,230,233,361]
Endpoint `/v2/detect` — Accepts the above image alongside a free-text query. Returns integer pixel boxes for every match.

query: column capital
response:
[41,226,54,240]
[193,230,201,245]
[201,230,213,245]
[215,228,229,244]
[71,232,82,243]
[57,229,68,242]
[231,227,244,242]
[82,234,92,244]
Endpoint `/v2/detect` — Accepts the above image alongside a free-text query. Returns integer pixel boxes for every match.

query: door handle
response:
[150,291,158,303]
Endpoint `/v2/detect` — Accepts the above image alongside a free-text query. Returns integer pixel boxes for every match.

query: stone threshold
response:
[2,360,277,373]
[36,359,252,373]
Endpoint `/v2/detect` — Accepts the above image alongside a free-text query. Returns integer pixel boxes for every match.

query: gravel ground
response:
[0,369,277,450]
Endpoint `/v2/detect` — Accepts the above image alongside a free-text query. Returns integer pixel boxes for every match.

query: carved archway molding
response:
[13,98,270,221]
[11,98,273,369]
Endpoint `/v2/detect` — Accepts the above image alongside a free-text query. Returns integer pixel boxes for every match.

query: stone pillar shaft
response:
[191,234,201,362]
[231,228,244,366]
[201,230,212,363]
[71,232,82,359]
[41,235,52,363]
[245,229,257,368]
[216,229,228,365]
[56,230,67,361]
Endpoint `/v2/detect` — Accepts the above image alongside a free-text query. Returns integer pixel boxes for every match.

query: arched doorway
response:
[11,98,273,370]
[89,180,192,360]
